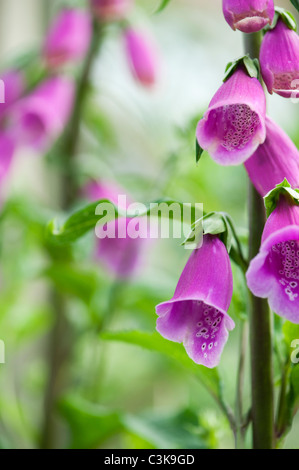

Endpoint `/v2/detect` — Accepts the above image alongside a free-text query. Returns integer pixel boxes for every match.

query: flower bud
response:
[223,0,275,33]
[90,0,132,22]
[43,9,92,68]
[124,28,158,87]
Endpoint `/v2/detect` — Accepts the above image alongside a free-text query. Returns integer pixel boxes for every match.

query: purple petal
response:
[223,0,275,33]
[156,235,235,368]
[244,116,299,196]
[11,77,75,152]
[196,68,266,165]
[124,28,158,87]
[247,198,299,323]
[43,9,92,68]
[260,19,299,98]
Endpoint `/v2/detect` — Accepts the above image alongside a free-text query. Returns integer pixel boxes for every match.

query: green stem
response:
[235,321,248,449]
[40,20,104,449]
[244,32,275,450]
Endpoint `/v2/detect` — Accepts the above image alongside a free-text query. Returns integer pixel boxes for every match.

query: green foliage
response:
[264,179,299,217]
[156,0,173,14]
[224,55,260,82]
[101,330,221,399]
[290,0,299,14]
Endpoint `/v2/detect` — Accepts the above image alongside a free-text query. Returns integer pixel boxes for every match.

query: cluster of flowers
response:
[156,0,299,368]
[0,0,158,190]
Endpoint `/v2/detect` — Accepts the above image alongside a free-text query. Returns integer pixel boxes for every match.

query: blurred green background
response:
[0,0,298,449]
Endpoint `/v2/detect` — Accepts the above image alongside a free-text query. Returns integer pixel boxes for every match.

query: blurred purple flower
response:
[12,76,75,152]
[90,0,132,22]
[196,68,266,165]
[0,133,15,186]
[0,69,25,123]
[43,9,92,68]
[247,196,299,323]
[124,28,158,87]
[156,235,235,368]
[223,0,274,33]
[260,19,299,98]
[85,180,147,280]
[244,117,299,196]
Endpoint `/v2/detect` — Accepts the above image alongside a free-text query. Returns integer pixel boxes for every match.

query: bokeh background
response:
[0,0,298,449]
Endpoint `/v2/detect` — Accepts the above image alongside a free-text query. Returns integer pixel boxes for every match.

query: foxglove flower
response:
[90,0,131,22]
[124,28,158,87]
[247,196,299,323]
[12,76,75,152]
[196,68,266,165]
[0,133,14,185]
[43,9,92,68]
[0,69,24,122]
[244,117,299,196]
[156,235,235,368]
[223,0,274,33]
[85,181,147,279]
[260,19,299,98]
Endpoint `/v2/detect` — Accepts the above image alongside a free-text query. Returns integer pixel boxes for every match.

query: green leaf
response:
[101,330,221,399]
[264,179,299,217]
[223,55,260,82]
[123,410,207,449]
[196,138,204,164]
[46,199,202,245]
[44,264,100,303]
[156,0,172,14]
[46,201,108,245]
[290,0,299,14]
[59,395,122,449]
[283,321,299,347]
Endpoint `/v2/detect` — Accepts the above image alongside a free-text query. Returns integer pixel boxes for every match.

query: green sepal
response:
[183,211,248,272]
[270,7,297,31]
[223,55,260,82]
[196,138,204,164]
[264,179,299,218]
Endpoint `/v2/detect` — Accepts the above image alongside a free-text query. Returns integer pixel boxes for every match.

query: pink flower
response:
[124,28,158,87]
[247,196,299,323]
[156,235,235,368]
[11,76,75,152]
[90,0,132,22]
[43,9,92,68]
[223,0,274,33]
[85,180,147,279]
[196,68,266,165]
[244,117,299,196]
[260,19,299,98]
[0,133,14,185]
[0,69,24,122]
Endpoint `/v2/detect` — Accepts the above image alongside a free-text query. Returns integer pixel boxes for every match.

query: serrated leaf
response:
[101,330,221,398]
[264,179,299,217]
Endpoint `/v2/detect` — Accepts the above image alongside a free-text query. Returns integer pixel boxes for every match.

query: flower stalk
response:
[40,18,104,449]
[244,31,275,450]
